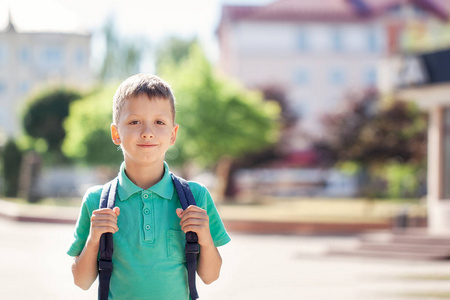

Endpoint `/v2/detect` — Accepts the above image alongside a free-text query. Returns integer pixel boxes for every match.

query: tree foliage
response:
[314,90,428,198]
[62,87,123,166]
[22,88,81,161]
[1,139,23,197]
[315,90,427,167]
[161,44,280,167]
[155,36,197,74]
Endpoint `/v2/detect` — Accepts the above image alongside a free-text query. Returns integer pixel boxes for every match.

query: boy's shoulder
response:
[184,180,212,206]
[86,184,104,196]
[82,184,104,206]
[182,179,208,195]
[185,179,206,190]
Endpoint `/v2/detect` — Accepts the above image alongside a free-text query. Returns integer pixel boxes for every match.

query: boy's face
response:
[111,94,178,167]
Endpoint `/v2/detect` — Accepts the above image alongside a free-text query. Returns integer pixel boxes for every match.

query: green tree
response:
[155,36,197,74]
[314,90,427,198]
[22,88,81,163]
[161,44,280,200]
[1,139,23,197]
[62,86,123,167]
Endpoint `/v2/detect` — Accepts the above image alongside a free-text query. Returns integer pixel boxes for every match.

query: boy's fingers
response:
[180,218,204,228]
[93,208,118,219]
[180,210,208,222]
[93,208,117,216]
[180,205,205,216]
[176,208,183,218]
[113,207,120,216]
[91,212,117,222]
[92,218,119,231]
[185,205,202,212]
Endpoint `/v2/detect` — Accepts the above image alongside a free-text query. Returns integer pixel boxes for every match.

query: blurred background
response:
[1,0,450,299]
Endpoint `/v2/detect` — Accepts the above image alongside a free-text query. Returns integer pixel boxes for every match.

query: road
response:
[0,218,449,299]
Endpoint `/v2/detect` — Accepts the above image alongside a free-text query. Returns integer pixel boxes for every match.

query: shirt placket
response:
[142,191,154,243]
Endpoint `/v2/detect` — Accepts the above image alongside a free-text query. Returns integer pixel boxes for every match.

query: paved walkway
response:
[1,217,449,300]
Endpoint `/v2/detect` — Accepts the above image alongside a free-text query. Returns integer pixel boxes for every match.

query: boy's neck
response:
[124,160,165,190]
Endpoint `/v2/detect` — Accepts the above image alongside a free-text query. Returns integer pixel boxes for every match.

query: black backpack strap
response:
[171,173,200,300]
[98,177,118,300]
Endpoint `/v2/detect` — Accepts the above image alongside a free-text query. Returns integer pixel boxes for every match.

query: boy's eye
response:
[156,120,165,125]
[129,120,140,125]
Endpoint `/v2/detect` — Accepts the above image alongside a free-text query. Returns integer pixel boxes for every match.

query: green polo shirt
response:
[67,162,230,299]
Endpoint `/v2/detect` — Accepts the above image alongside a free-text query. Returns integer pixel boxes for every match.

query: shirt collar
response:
[117,161,174,201]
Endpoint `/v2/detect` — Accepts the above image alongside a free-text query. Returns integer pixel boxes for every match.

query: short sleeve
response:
[67,186,102,257]
[190,182,231,248]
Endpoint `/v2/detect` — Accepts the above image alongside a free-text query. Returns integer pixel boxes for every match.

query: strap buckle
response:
[98,259,113,271]
[185,242,200,254]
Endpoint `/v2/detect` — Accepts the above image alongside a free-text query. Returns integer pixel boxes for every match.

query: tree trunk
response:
[213,156,234,203]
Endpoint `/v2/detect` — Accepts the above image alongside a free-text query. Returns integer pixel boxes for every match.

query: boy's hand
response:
[88,207,120,243]
[176,206,213,247]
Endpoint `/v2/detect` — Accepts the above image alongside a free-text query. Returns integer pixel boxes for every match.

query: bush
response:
[1,139,23,197]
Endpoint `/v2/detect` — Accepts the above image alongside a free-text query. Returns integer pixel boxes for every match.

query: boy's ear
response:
[111,124,121,145]
[170,124,179,146]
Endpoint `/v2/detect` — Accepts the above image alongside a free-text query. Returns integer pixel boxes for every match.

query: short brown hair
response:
[112,74,176,124]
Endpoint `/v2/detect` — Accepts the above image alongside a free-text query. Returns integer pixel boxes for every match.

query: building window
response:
[329,67,346,86]
[0,45,7,64]
[331,28,344,52]
[364,67,377,86]
[443,108,450,199]
[367,27,379,53]
[388,4,402,17]
[20,47,31,64]
[0,82,6,94]
[75,48,85,66]
[294,68,310,85]
[296,29,309,52]
[43,47,63,68]
[413,5,425,17]
[19,81,30,94]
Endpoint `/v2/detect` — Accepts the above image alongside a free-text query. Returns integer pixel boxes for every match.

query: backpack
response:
[97,173,199,300]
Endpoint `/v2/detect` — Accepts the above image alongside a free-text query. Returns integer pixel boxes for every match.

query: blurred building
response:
[392,48,450,234]
[217,0,448,162]
[0,2,92,138]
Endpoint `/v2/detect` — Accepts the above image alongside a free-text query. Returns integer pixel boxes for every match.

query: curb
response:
[0,199,392,235]
[223,219,391,235]
[0,199,78,225]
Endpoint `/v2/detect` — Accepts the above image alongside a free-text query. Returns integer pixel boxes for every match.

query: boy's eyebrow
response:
[123,112,171,119]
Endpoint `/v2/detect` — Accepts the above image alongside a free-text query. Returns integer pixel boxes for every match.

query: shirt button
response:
[143,194,149,199]
[144,208,150,215]
[145,224,151,230]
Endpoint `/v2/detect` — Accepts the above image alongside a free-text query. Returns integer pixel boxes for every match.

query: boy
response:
[67,74,231,299]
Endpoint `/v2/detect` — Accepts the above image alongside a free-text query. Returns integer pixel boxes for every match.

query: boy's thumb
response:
[113,207,120,216]
[176,208,183,218]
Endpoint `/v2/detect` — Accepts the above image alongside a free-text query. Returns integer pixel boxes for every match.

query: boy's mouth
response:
[137,143,158,148]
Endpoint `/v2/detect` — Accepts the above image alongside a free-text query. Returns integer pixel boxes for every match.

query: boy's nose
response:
[141,125,155,139]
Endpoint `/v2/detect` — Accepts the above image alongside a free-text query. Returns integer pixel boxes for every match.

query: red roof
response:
[219,0,448,24]
[366,0,449,20]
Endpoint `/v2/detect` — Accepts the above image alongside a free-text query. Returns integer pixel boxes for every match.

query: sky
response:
[57,0,275,68]
[0,0,274,70]
[1,0,274,72]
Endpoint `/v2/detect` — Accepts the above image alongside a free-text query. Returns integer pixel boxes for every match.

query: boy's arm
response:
[71,207,120,290]
[176,206,222,284]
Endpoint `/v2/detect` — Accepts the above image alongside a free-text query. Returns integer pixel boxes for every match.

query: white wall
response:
[0,29,92,138]
[222,20,386,149]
